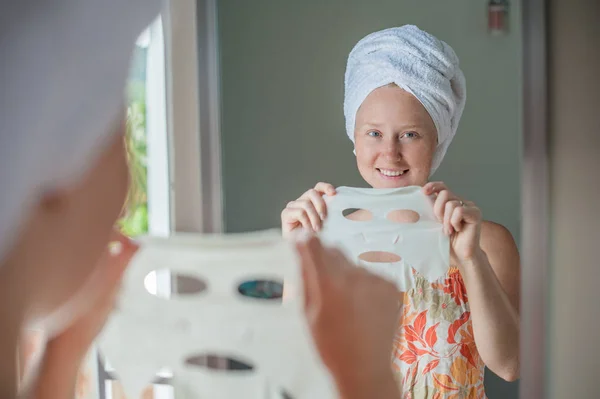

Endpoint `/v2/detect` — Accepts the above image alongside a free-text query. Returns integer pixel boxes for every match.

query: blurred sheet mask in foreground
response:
[97,230,336,399]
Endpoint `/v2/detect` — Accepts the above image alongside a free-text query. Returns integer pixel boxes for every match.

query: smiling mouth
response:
[376,168,409,178]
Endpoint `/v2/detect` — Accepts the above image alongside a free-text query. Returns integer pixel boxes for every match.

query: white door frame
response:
[521,0,549,398]
[164,0,223,234]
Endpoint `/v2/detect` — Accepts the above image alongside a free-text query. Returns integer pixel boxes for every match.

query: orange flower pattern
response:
[392,267,486,398]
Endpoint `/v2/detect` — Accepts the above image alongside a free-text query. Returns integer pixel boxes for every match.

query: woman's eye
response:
[367,131,381,138]
[403,131,418,139]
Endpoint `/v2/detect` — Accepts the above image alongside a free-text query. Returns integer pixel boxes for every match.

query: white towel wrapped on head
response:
[344,25,466,175]
[0,0,162,261]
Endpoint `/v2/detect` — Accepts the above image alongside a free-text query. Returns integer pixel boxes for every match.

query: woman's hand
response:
[296,235,402,399]
[22,231,138,399]
[44,231,138,366]
[281,183,336,236]
[423,182,484,265]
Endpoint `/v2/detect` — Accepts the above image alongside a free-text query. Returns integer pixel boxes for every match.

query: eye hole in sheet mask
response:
[342,208,374,221]
[238,279,284,301]
[281,390,294,399]
[144,270,208,298]
[386,209,420,224]
[184,354,255,372]
[358,251,402,263]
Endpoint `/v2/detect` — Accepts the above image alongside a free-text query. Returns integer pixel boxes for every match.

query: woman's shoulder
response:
[481,220,515,241]
[480,220,520,266]
[480,220,517,249]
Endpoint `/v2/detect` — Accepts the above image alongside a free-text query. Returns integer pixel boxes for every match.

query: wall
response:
[216,1,522,397]
[548,0,600,397]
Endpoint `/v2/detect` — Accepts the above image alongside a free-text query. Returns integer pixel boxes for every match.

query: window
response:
[93,0,223,398]
[101,13,174,399]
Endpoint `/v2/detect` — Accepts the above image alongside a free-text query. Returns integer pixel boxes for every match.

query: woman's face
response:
[11,117,131,320]
[354,85,437,188]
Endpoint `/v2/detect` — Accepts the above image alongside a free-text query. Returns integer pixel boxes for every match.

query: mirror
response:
[217,1,522,398]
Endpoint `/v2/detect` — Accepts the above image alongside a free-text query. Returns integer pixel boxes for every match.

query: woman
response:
[1,2,404,398]
[281,26,520,397]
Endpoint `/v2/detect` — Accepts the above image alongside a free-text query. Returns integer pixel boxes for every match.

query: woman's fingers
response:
[296,236,324,311]
[446,201,482,235]
[450,205,466,233]
[106,231,138,269]
[424,182,461,200]
[93,231,139,312]
[282,206,314,232]
[282,183,335,235]
[423,181,448,196]
[444,200,463,235]
[302,189,329,220]
[297,236,355,313]
[314,182,337,197]
[292,199,322,231]
[296,235,402,390]
[461,202,482,224]
[426,182,465,227]
[433,189,451,222]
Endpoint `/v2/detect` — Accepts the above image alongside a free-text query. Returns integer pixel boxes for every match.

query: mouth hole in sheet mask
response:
[386,209,420,224]
[342,208,374,221]
[358,251,402,263]
[184,354,255,372]
[238,279,284,301]
[144,270,208,298]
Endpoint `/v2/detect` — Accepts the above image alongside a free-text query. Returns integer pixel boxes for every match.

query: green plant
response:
[119,85,149,237]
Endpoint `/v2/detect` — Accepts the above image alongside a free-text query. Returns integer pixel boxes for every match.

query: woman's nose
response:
[381,140,402,158]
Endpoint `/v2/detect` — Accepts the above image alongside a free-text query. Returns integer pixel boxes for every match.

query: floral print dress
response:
[392,267,486,399]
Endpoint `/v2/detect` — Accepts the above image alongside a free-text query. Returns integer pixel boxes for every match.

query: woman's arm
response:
[22,339,83,399]
[423,182,520,382]
[22,233,137,399]
[460,221,520,381]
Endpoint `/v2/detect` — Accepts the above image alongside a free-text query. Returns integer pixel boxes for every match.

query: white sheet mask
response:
[319,186,450,292]
[97,230,337,399]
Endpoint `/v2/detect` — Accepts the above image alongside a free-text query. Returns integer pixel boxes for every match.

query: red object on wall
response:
[488,0,509,35]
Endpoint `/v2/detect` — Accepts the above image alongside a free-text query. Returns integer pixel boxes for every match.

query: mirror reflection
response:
[219,2,521,398]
